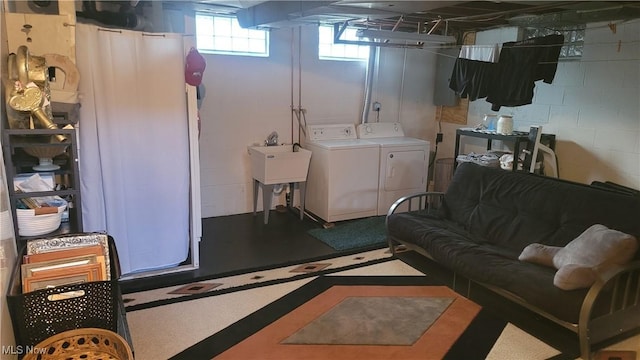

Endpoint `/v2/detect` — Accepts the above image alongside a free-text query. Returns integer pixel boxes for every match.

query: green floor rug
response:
[307,216,387,251]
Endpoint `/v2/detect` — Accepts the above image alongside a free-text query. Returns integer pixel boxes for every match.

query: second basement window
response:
[318,24,370,61]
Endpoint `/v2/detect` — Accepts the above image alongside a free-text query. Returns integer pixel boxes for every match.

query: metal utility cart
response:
[454,128,556,172]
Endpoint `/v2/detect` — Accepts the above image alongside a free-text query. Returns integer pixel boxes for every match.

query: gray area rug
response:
[281,296,454,345]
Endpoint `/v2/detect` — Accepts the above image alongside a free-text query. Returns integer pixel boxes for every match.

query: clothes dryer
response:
[303,124,380,223]
[357,122,430,215]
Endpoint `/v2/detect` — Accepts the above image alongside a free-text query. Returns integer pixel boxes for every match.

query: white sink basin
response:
[249,145,312,185]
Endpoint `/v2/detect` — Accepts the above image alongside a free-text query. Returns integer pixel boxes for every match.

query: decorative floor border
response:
[124,247,400,311]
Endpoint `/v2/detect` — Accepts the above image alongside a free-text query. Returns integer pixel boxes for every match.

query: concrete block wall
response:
[466,20,640,189]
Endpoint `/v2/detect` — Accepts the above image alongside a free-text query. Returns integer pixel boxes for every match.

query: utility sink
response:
[249,145,312,185]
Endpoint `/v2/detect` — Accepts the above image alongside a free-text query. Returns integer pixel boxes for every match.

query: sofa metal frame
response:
[386,191,640,360]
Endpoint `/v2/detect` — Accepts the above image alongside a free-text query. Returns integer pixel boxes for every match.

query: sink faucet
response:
[265,131,279,146]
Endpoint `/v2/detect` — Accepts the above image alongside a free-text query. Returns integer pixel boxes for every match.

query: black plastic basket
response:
[6,234,126,353]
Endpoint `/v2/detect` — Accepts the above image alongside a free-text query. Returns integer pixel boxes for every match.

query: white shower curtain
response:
[75,23,191,275]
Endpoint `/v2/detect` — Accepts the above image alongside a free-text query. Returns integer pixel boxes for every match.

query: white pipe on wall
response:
[398,47,407,123]
[361,45,378,124]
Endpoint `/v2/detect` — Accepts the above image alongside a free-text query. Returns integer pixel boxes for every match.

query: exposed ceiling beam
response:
[180,0,640,34]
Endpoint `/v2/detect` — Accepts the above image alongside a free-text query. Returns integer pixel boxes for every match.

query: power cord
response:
[429,110,444,170]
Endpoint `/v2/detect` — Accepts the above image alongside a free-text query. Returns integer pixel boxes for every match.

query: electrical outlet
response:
[373,102,381,111]
[436,133,443,144]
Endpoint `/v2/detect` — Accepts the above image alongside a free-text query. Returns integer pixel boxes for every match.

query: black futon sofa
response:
[386,162,640,360]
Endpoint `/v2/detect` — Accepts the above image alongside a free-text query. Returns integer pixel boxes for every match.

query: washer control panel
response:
[357,122,405,139]
[307,124,357,141]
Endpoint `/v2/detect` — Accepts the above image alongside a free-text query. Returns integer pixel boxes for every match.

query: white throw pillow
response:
[518,243,562,268]
[551,224,638,290]
[553,264,598,290]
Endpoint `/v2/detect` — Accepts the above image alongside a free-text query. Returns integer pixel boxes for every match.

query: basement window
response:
[195,14,269,57]
[318,24,370,61]
[523,26,585,59]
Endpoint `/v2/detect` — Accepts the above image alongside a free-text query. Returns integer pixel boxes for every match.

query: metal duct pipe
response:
[361,45,378,124]
[77,1,145,30]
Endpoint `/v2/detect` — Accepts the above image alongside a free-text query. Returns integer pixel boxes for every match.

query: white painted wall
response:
[198,26,438,217]
[373,47,438,140]
[461,20,640,189]
[197,27,293,218]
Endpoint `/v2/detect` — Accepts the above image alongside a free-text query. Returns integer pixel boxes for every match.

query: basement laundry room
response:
[205,5,640,225]
[1,1,640,358]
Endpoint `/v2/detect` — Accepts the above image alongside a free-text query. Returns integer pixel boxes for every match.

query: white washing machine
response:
[357,122,430,215]
[303,124,380,223]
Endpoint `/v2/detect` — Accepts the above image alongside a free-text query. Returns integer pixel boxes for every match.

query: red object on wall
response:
[185,47,206,86]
